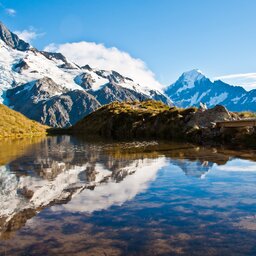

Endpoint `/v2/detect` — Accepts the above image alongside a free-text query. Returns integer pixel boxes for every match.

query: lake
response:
[1,136,256,255]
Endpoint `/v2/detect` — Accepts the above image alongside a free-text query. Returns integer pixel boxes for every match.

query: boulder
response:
[187,105,239,128]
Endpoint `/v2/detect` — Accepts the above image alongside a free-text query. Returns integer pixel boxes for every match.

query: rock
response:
[12,59,29,73]
[74,73,94,90]
[40,51,68,63]
[0,22,30,51]
[199,102,208,111]
[39,89,101,127]
[90,83,149,105]
[187,105,239,128]
[6,77,101,127]
[40,51,79,69]
[81,64,93,71]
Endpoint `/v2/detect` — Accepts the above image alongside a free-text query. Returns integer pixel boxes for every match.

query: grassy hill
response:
[68,100,256,148]
[0,104,48,138]
[70,100,197,140]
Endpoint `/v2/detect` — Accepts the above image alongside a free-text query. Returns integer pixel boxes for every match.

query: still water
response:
[1,136,256,255]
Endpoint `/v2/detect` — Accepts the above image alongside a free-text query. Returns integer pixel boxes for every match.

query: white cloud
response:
[214,73,256,91]
[44,42,163,90]
[14,27,44,43]
[5,8,16,16]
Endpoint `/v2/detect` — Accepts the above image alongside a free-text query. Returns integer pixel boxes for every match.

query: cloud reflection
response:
[52,158,167,213]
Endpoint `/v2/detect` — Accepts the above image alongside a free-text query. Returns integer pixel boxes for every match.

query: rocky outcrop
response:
[91,83,148,105]
[40,51,79,69]
[0,21,30,51]
[184,105,255,147]
[6,77,101,127]
[38,90,101,127]
[74,73,95,90]
[12,59,29,73]
[186,105,240,128]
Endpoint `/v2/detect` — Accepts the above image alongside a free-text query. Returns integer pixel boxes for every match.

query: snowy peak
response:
[166,69,207,96]
[176,69,207,90]
[179,69,205,83]
[0,21,30,51]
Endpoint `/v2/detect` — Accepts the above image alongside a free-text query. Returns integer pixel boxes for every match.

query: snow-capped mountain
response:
[165,69,256,111]
[0,21,172,127]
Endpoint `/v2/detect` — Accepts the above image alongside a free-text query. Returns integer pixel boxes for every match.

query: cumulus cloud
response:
[14,27,44,43]
[5,8,16,16]
[214,73,256,91]
[44,42,163,90]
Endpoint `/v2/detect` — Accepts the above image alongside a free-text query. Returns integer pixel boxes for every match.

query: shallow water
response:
[1,136,256,255]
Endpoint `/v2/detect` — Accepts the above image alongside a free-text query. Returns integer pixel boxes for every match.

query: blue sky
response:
[1,0,256,89]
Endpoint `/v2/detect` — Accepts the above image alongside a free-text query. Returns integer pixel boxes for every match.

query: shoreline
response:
[47,101,256,149]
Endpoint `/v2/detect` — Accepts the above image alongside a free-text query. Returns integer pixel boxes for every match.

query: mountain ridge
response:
[165,69,256,111]
[1,20,256,129]
[0,21,172,127]
[0,21,30,51]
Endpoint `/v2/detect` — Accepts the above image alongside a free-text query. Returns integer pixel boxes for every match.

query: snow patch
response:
[176,69,205,94]
[209,92,228,106]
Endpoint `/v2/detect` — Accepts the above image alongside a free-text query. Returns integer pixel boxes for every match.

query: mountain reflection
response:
[0,136,256,239]
[170,160,213,178]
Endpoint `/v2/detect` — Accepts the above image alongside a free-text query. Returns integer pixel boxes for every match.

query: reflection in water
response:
[0,136,256,255]
[171,159,213,178]
[0,137,45,165]
[0,136,167,238]
[53,158,166,213]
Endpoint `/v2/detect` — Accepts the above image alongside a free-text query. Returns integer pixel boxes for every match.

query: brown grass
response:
[0,104,48,138]
[238,111,256,119]
[71,100,198,140]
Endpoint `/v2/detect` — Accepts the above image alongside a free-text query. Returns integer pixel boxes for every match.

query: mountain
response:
[0,104,47,138]
[165,69,256,112]
[0,21,172,128]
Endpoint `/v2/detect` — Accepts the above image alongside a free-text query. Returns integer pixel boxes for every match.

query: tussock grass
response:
[238,111,256,119]
[71,100,198,140]
[0,104,48,138]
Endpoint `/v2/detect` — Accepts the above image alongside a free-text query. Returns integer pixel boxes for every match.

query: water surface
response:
[1,136,256,255]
